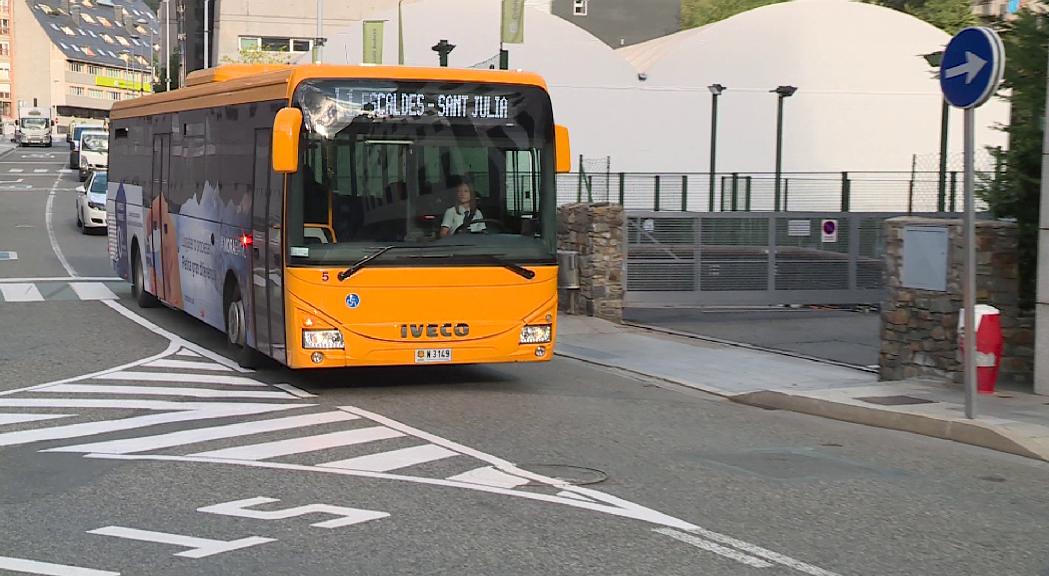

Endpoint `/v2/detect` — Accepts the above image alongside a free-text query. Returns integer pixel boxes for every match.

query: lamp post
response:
[924,50,949,211]
[772,85,797,211]
[314,0,323,63]
[164,0,170,91]
[136,18,155,90]
[708,84,726,212]
[432,39,455,67]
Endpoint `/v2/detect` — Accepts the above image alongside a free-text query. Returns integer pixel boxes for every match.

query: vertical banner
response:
[362,20,385,64]
[501,0,525,44]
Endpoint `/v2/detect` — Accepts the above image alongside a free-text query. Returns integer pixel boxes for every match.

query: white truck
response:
[15,107,53,147]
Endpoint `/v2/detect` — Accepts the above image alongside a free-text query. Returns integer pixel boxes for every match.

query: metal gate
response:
[625,211,953,307]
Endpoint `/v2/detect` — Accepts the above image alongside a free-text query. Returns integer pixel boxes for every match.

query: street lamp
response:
[120,49,131,98]
[772,85,797,211]
[708,83,726,212]
[136,18,155,90]
[923,50,949,211]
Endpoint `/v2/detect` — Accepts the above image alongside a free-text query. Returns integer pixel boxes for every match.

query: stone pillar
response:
[556,202,625,323]
[880,217,1034,386]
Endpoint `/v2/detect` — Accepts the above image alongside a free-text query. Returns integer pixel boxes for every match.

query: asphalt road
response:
[1,145,1048,576]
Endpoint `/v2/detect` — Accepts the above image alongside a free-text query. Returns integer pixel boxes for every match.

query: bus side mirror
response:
[272,107,303,174]
[555,124,571,173]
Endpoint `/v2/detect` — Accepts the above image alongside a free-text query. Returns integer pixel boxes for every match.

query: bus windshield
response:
[20,118,48,129]
[286,80,556,268]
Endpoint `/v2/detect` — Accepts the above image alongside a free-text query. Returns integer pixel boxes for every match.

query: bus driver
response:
[440,175,486,237]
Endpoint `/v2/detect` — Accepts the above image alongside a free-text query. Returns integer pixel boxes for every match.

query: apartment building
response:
[1,0,13,122]
[12,0,157,128]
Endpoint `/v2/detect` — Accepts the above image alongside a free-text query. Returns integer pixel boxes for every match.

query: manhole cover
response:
[854,395,936,406]
[517,464,608,486]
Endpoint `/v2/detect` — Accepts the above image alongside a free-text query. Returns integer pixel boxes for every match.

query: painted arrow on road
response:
[944,51,987,84]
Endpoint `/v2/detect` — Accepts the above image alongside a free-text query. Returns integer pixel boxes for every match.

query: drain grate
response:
[854,395,936,406]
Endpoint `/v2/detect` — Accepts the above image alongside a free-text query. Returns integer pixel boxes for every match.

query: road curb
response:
[731,390,1049,463]
[623,321,878,374]
[554,350,737,398]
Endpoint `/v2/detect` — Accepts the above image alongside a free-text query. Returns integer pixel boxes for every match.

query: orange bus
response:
[107,64,570,369]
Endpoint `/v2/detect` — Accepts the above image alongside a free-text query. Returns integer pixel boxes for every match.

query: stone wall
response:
[880,217,1035,387]
[557,203,625,323]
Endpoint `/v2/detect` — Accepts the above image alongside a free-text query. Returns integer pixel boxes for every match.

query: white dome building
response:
[309,0,1009,211]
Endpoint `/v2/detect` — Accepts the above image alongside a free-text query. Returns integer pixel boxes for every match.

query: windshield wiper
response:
[476,254,536,280]
[337,244,471,281]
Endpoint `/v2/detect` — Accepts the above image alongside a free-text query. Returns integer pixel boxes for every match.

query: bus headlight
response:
[519,324,552,344]
[303,329,344,349]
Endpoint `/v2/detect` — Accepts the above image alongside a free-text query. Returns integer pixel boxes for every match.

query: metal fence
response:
[557,170,993,213]
[624,211,959,307]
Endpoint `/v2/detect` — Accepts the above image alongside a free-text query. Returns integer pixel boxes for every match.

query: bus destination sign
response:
[335,88,512,121]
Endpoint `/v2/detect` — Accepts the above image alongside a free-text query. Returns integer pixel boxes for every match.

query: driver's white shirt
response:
[441,205,486,233]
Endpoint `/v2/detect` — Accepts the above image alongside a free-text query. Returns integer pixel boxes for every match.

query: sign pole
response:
[963,107,977,419]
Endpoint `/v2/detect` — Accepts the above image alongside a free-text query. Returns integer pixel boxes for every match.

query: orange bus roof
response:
[110,64,550,121]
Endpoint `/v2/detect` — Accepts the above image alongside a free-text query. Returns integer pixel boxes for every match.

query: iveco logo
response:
[400,323,470,338]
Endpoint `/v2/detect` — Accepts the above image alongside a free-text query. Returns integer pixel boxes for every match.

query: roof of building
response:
[27,0,158,71]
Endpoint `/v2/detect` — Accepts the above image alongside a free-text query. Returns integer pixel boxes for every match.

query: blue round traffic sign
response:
[939,27,1005,109]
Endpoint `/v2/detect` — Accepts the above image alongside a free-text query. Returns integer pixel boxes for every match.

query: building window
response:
[81,12,96,24]
[68,61,85,73]
[290,39,313,52]
[0,42,8,56]
[88,88,104,99]
[69,85,85,96]
[0,64,9,81]
[1,18,9,35]
[0,0,9,13]
[573,0,588,15]
[239,36,261,51]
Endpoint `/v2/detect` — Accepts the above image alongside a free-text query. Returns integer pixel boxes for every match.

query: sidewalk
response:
[557,315,1049,462]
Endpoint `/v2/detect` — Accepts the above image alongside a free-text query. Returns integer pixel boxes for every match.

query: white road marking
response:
[87,526,274,559]
[174,348,201,357]
[143,358,233,372]
[319,443,459,472]
[0,413,74,426]
[0,277,121,284]
[446,466,530,489]
[45,174,77,277]
[60,169,74,173]
[0,178,24,183]
[8,168,23,172]
[671,527,844,576]
[50,410,358,454]
[69,282,118,301]
[0,250,18,261]
[0,555,119,576]
[189,425,403,460]
[41,384,296,400]
[653,528,774,568]
[102,300,253,373]
[33,168,48,173]
[556,490,596,502]
[273,383,316,398]
[95,371,267,387]
[197,496,389,529]
[89,452,702,531]
[1,283,44,302]
[0,402,300,448]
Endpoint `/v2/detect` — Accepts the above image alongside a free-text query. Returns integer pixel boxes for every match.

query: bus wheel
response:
[225,284,259,369]
[132,246,158,308]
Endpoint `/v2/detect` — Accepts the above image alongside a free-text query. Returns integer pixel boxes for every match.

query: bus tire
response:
[224,279,260,369]
[132,244,159,308]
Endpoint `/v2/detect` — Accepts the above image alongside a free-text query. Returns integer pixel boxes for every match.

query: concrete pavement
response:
[557,315,1049,462]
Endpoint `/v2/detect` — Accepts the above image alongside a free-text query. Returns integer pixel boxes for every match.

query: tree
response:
[863,0,980,34]
[681,0,786,28]
[220,47,292,65]
[978,10,1047,309]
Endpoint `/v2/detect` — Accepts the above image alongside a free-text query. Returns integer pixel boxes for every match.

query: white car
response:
[77,130,108,182]
[75,170,108,234]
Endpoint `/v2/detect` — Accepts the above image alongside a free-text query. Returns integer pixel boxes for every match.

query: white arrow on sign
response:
[945,51,987,84]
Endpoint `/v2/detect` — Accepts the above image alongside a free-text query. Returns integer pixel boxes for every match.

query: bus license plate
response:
[415,348,452,363]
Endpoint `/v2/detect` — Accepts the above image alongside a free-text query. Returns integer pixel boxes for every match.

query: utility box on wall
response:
[901,225,948,292]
